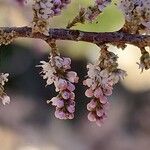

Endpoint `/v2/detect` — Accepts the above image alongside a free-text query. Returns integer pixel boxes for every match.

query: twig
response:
[0,26,149,48]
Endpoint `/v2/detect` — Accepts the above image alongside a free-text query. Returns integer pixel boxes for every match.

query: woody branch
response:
[0,26,150,48]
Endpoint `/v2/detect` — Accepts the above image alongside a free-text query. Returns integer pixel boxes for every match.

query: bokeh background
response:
[0,0,150,150]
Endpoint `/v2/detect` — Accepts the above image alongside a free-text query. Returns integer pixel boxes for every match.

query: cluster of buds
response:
[32,0,71,34]
[137,48,150,72]
[38,53,79,119]
[85,0,111,22]
[118,0,150,34]
[83,46,127,126]
[0,30,16,46]
[0,73,10,105]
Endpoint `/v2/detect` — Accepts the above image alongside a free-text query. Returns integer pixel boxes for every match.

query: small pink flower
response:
[50,96,58,102]
[87,99,97,111]
[88,112,96,122]
[70,92,75,100]
[109,74,120,84]
[50,97,60,105]
[96,109,104,117]
[67,71,79,83]
[91,82,98,90]
[70,100,75,107]
[100,69,109,78]
[103,88,112,96]
[46,77,54,85]
[56,78,67,90]
[67,105,75,113]
[53,0,61,6]
[83,80,87,86]
[62,57,71,69]
[1,95,10,105]
[54,56,63,68]
[56,100,64,108]
[0,73,9,85]
[67,82,75,91]
[55,109,66,119]
[93,87,103,98]
[61,91,70,99]
[54,8,61,15]
[99,96,108,104]
[101,78,113,87]
[83,78,93,87]
[85,88,94,98]
[68,113,74,119]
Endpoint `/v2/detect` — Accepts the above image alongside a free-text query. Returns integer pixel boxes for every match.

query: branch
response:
[0,26,150,48]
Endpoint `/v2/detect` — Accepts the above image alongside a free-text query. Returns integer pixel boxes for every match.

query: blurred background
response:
[0,0,150,150]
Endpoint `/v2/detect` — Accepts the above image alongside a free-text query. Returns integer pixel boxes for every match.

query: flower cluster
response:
[118,0,150,34]
[85,0,111,22]
[0,30,16,46]
[83,46,127,126]
[32,0,71,34]
[38,54,79,119]
[0,73,10,105]
[137,49,150,72]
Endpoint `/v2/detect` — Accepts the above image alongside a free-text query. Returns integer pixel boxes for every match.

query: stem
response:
[0,26,150,48]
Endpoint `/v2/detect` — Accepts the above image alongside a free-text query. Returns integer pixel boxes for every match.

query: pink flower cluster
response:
[83,50,126,126]
[33,0,71,20]
[38,55,79,119]
[0,73,10,105]
[118,0,150,34]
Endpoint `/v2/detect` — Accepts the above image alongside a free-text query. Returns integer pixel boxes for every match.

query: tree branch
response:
[0,26,150,48]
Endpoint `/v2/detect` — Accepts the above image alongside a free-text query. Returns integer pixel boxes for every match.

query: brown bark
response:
[0,26,150,48]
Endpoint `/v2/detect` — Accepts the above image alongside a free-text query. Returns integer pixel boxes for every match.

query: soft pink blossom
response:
[62,57,71,69]
[67,105,75,113]
[93,87,103,98]
[55,109,66,119]
[99,96,108,104]
[1,95,10,105]
[67,82,75,91]
[85,88,94,98]
[56,78,68,90]
[61,91,70,99]
[67,71,78,83]
[96,109,104,117]
[88,112,96,122]
[87,100,97,111]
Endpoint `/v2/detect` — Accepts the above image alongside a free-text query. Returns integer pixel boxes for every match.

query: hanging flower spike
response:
[38,46,79,120]
[0,73,10,105]
[83,46,127,127]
